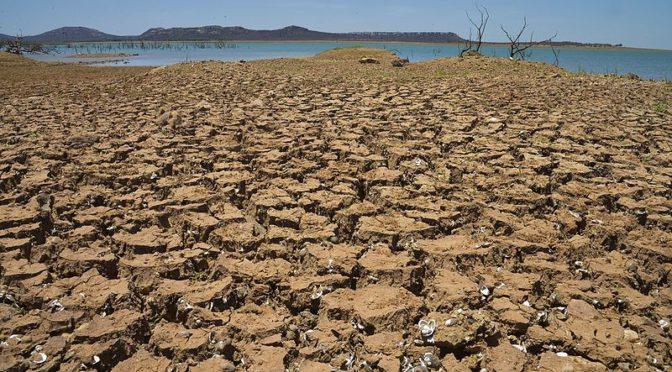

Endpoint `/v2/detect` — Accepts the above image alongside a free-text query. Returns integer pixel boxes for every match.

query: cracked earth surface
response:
[1,48,671,371]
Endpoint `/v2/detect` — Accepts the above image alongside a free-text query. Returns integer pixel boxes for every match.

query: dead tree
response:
[459,5,489,57]
[501,18,556,61]
[459,29,474,57]
[3,34,49,55]
[551,43,560,66]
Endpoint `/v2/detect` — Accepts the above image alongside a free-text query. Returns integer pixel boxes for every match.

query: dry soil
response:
[0,48,671,371]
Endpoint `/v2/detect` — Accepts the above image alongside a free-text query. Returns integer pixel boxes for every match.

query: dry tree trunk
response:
[459,5,489,57]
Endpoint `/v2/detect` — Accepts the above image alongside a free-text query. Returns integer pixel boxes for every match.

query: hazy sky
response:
[1,0,670,49]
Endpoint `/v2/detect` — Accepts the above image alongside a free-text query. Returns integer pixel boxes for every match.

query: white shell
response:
[32,352,48,364]
[418,319,436,338]
[444,318,457,327]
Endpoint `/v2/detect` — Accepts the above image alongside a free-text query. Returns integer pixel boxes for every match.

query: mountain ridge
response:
[10,26,620,47]
[21,25,466,43]
[24,26,126,42]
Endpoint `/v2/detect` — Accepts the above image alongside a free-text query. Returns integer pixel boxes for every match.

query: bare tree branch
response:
[501,18,556,61]
[551,43,560,66]
[459,29,474,57]
[460,5,489,57]
[3,34,50,55]
[467,5,489,52]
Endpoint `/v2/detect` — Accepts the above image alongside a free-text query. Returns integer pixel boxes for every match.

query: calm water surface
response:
[29,42,672,80]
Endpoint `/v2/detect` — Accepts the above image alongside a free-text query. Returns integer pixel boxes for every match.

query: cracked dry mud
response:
[0,48,671,371]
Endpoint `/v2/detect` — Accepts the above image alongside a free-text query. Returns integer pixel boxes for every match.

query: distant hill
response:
[18,25,464,44]
[0,33,12,40]
[139,25,465,43]
[12,25,619,47]
[138,25,466,43]
[138,25,331,41]
[24,27,128,42]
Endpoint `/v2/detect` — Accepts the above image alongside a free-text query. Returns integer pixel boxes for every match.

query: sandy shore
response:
[0,48,671,371]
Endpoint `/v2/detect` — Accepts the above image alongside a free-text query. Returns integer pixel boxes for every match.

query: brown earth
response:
[0,48,671,371]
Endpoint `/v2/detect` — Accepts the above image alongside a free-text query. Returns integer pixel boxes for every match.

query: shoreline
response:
[65,53,139,58]
[27,43,672,80]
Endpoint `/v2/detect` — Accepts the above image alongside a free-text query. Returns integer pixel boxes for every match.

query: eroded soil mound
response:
[0,50,671,371]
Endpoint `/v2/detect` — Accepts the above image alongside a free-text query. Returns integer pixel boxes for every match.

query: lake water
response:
[29,42,672,80]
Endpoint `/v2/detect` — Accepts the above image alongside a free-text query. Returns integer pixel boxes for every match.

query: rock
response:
[623,329,639,342]
[157,110,182,127]
[359,57,380,64]
[391,58,409,67]
[66,134,99,148]
[195,100,212,112]
[623,73,641,80]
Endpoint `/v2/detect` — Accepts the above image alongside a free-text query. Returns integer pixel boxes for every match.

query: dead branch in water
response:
[3,34,50,55]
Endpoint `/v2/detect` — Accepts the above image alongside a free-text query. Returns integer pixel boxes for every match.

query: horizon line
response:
[2,24,633,49]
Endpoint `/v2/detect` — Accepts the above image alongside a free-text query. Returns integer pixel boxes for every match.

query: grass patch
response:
[328,46,366,51]
[654,100,668,113]
[189,270,209,283]
[531,134,552,145]
[313,46,398,61]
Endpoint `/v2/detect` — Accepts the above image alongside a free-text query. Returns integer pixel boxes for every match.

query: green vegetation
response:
[189,270,209,283]
[531,134,552,145]
[654,100,668,113]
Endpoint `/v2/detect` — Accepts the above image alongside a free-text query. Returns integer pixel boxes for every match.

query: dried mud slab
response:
[1,48,671,370]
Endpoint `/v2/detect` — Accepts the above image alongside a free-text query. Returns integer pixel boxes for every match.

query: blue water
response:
[28,42,672,80]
